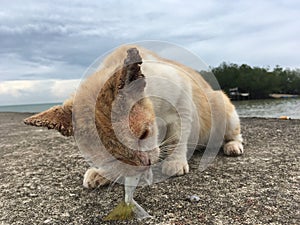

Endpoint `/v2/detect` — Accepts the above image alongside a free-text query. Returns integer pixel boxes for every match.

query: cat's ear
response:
[118,47,146,92]
[23,99,73,136]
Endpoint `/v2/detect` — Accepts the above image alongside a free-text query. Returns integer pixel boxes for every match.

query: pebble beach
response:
[0,112,299,225]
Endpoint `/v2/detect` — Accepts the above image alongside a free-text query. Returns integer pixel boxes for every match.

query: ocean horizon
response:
[0,103,62,113]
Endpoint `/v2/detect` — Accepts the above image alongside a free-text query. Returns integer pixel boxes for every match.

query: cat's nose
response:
[136,151,151,166]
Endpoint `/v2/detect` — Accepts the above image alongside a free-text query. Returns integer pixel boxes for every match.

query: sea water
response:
[0,103,62,113]
[233,98,300,119]
[0,98,299,119]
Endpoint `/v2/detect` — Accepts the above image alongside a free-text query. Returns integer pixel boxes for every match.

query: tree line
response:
[210,63,300,99]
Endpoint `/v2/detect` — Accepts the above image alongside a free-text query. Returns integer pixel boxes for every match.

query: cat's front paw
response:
[223,141,244,156]
[83,167,110,188]
[162,159,189,176]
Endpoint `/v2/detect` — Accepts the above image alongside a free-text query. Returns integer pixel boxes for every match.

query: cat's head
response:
[24,47,160,176]
[93,47,160,172]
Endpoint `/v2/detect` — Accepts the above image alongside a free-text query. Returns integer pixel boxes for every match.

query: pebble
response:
[62,212,70,217]
[188,195,200,202]
[29,193,38,197]
[43,219,52,224]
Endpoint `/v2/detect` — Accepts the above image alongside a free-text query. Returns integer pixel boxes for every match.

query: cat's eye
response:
[139,129,150,140]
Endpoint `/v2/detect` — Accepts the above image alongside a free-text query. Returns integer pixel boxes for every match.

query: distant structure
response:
[269,94,299,99]
[229,87,250,100]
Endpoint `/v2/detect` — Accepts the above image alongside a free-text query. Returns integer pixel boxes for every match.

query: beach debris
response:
[104,172,152,221]
[279,116,291,120]
[187,195,200,202]
[103,201,135,220]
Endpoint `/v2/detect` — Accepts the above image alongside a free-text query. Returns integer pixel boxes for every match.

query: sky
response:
[0,0,299,105]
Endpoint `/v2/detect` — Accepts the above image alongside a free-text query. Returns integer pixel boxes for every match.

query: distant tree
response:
[212,63,300,99]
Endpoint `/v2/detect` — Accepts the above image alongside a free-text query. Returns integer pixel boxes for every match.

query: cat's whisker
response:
[159,141,207,151]
[159,143,186,152]
[107,173,123,192]
[157,142,208,162]
[159,134,178,146]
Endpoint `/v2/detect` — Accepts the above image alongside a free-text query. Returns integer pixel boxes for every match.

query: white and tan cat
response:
[24,45,243,188]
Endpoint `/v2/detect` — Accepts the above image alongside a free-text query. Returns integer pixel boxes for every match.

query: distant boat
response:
[229,87,250,100]
[269,94,299,99]
[240,93,250,97]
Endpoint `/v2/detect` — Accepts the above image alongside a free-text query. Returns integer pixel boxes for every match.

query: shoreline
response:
[1,112,299,225]
[1,111,300,120]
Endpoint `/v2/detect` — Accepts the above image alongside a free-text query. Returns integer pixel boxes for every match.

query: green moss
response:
[103,201,136,221]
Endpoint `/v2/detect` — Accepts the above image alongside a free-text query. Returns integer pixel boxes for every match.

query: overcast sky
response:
[0,0,299,105]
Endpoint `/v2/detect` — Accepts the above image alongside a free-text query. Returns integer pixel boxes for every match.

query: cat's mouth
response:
[116,151,151,167]
[115,148,160,169]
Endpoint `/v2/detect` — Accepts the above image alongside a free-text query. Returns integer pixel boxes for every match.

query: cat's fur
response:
[24,45,243,188]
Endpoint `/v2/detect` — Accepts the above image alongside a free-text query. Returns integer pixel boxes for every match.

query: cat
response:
[24,45,243,188]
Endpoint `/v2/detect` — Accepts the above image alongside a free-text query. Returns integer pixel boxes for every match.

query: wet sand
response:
[0,112,299,225]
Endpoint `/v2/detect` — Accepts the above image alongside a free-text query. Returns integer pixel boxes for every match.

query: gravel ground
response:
[0,112,299,225]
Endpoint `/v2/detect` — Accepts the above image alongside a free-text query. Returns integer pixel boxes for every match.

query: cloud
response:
[0,80,35,97]
[0,79,80,105]
[50,79,80,98]
[0,0,299,104]
[0,53,86,81]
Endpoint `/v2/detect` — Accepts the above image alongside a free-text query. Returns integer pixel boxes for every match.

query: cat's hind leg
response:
[223,109,244,156]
